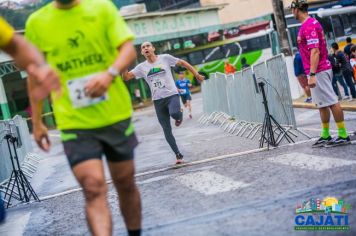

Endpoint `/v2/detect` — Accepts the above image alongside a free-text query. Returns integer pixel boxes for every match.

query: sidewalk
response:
[293,95,356,111]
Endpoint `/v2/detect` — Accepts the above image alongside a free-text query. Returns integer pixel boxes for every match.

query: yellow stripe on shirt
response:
[0,17,15,47]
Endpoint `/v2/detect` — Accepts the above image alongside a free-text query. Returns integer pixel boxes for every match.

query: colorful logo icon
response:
[294,197,351,231]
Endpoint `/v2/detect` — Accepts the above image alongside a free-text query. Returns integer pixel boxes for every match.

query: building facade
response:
[200,0,345,24]
[116,0,201,11]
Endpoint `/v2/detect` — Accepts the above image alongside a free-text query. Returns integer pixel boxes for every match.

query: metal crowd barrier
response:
[0,116,40,196]
[199,54,308,142]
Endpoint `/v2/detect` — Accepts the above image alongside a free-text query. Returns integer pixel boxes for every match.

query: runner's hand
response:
[84,72,113,98]
[33,122,51,152]
[27,64,61,102]
[308,75,316,88]
[196,74,205,82]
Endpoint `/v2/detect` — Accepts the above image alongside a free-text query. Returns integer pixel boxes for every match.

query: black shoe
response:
[175,153,184,164]
[312,136,332,148]
[324,136,351,148]
[175,109,183,127]
[175,119,182,127]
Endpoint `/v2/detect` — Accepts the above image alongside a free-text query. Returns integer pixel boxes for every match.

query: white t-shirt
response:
[131,54,179,100]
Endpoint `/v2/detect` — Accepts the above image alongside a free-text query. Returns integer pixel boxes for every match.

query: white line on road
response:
[176,171,249,195]
[268,152,356,171]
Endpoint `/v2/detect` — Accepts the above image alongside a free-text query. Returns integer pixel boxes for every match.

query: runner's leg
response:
[168,95,183,121]
[187,100,192,116]
[108,159,141,233]
[72,160,111,236]
[155,99,180,154]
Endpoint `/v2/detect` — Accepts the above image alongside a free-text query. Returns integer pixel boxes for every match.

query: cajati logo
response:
[294,197,351,231]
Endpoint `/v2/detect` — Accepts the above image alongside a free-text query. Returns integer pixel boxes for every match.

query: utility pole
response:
[271,0,292,56]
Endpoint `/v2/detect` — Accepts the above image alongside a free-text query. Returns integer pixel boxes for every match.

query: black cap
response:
[289,0,308,10]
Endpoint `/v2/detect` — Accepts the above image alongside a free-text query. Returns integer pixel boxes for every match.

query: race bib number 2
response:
[152,77,166,89]
[67,74,108,109]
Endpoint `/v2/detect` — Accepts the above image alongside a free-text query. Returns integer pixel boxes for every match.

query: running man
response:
[26,0,142,235]
[291,0,350,147]
[0,17,60,101]
[123,42,204,164]
[176,71,193,119]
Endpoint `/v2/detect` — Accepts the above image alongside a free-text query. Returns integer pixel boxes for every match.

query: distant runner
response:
[176,71,193,119]
[123,42,204,164]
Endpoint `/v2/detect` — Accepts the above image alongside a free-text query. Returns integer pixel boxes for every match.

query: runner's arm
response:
[85,40,137,97]
[176,60,205,81]
[122,70,136,81]
[3,34,61,101]
[308,48,320,88]
[110,41,137,80]
[310,48,320,74]
[187,79,192,87]
[2,34,46,70]
[27,77,51,152]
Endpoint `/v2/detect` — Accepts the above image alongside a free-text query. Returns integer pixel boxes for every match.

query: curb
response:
[293,102,356,111]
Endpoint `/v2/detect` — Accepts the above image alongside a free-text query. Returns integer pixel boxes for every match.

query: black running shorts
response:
[61,118,138,168]
[180,94,192,105]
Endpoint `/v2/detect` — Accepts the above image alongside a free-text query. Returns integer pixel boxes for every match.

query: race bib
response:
[180,89,187,94]
[67,74,108,109]
[152,77,166,90]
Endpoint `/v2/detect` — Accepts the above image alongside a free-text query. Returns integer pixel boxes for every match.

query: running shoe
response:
[175,119,182,127]
[324,136,351,148]
[312,136,332,148]
[189,114,192,119]
[304,97,312,103]
[175,153,184,164]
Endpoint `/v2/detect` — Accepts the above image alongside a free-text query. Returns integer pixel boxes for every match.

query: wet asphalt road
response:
[1,93,356,236]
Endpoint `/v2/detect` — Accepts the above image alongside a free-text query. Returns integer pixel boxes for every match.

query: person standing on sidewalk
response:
[293,48,312,103]
[331,42,356,100]
[0,17,60,101]
[176,71,193,119]
[123,42,204,164]
[291,0,351,147]
[241,57,250,69]
[344,37,354,60]
[26,0,142,235]
[328,52,350,100]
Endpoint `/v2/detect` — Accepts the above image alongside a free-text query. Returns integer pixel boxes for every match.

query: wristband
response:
[108,66,120,78]
[309,72,316,77]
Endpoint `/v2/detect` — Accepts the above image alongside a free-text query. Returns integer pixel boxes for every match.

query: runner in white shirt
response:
[123,42,204,164]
